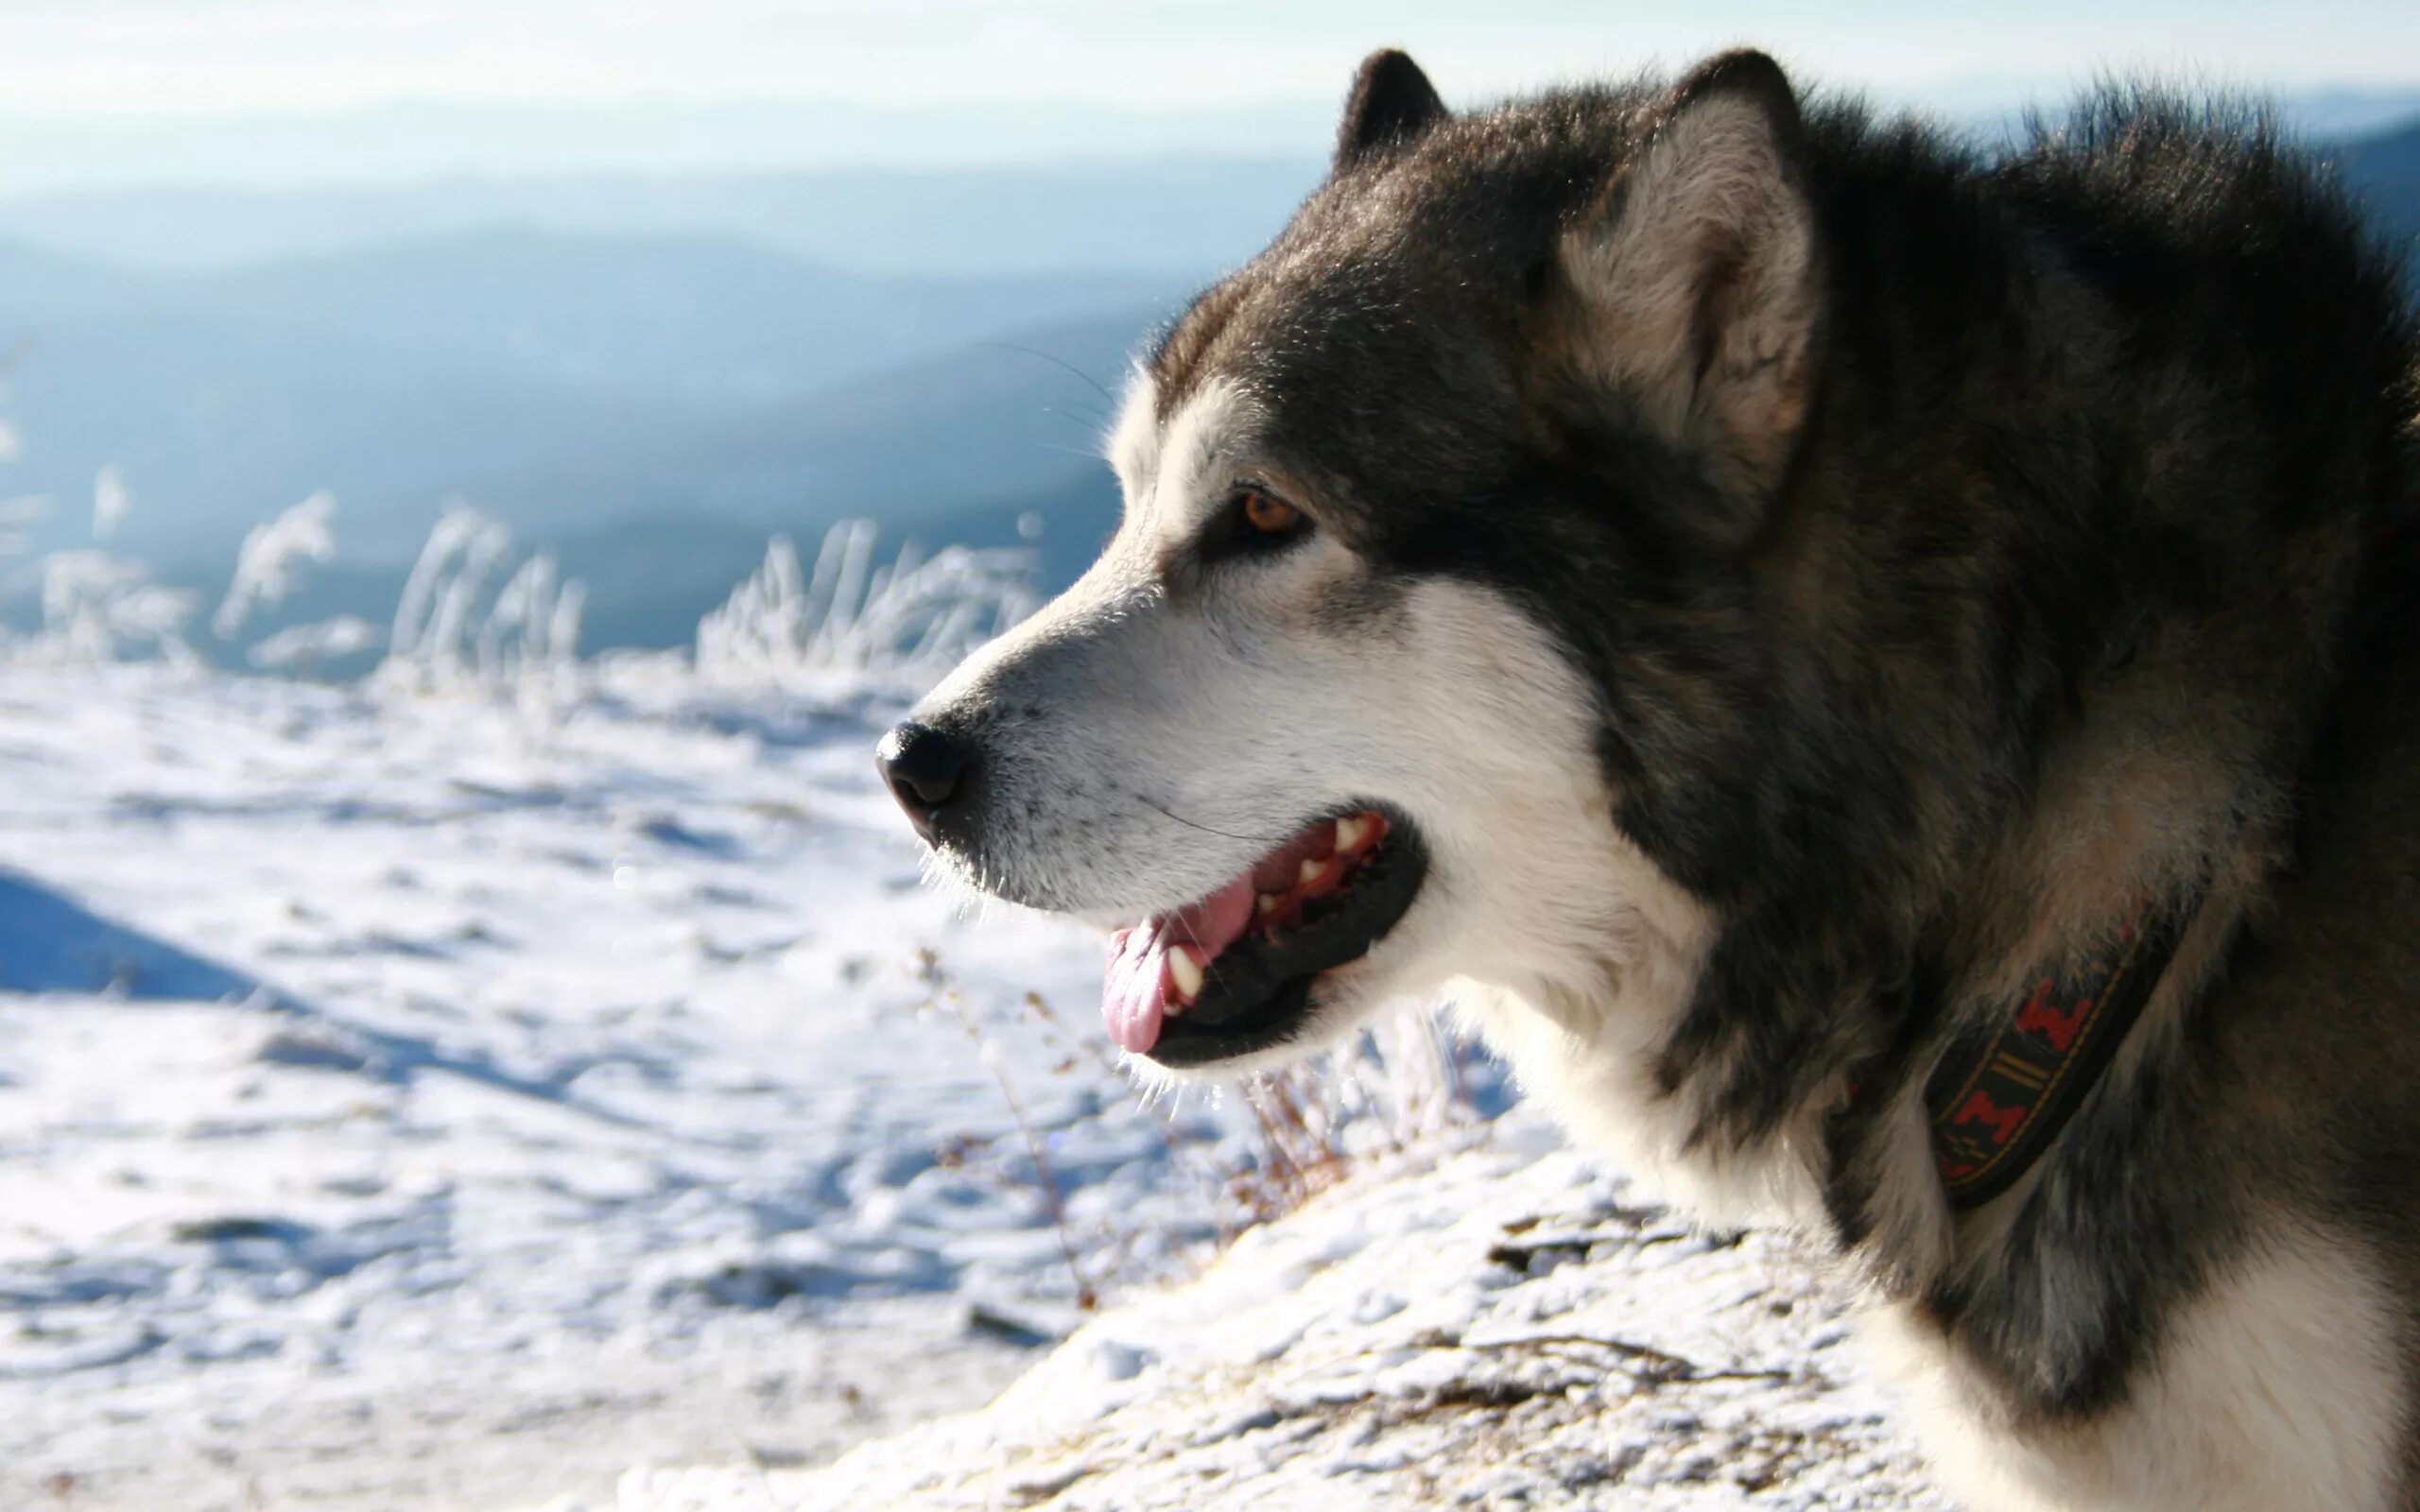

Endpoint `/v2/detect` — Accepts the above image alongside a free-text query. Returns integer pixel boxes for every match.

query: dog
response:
[876,45,2420,1510]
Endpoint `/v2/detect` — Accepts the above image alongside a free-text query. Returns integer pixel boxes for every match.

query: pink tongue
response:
[1102,876,1255,1055]
[1101,825,1340,1055]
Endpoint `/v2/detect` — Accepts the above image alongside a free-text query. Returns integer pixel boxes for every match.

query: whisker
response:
[980,342,1119,406]
[1135,794,1291,847]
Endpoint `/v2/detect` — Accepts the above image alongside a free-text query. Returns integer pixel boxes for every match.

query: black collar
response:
[1924,888,2200,1210]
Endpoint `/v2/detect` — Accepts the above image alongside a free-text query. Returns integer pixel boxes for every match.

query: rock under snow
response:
[613,1120,1951,1511]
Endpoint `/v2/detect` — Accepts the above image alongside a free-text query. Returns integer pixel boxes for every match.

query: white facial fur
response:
[908,372,1721,1097]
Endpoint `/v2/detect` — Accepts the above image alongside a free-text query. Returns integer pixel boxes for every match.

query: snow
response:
[610,1123,1949,1511]
[0,661,1375,1510]
[0,658,1939,1511]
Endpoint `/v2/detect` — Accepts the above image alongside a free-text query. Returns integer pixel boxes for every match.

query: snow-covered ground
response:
[0,660,1941,1511]
[0,661,1374,1511]
[615,1122,1947,1512]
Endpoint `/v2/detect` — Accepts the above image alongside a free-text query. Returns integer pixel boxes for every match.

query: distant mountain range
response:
[2340,118,2420,249]
[0,221,1185,658]
[0,229,1178,562]
[0,159,1327,278]
[0,118,2413,663]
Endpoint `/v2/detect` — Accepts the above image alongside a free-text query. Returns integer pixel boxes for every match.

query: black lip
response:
[1144,810,1427,1069]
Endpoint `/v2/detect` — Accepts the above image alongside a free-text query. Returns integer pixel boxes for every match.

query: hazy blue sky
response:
[0,2,2414,195]
[5,0,2416,114]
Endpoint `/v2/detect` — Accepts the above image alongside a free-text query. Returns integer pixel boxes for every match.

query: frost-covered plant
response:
[215,490,337,640]
[386,504,511,685]
[2,468,180,665]
[377,503,584,712]
[248,614,380,677]
[475,550,586,714]
[1225,1012,1479,1227]
[33,550,199,666]
[696,521,1039,682]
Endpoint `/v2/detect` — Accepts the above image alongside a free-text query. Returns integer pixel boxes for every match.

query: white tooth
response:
[1335,815,1371,852]
[1256,893,1281,916]
[1298,858,1324,885]
[1168,947,1204,1003]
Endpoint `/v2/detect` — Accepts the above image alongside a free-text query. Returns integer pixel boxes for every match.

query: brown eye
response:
[1201,483,1312,565]
[1239,489,1299,535]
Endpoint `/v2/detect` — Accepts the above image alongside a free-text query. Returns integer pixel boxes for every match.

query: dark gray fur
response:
[1143,46,2420,1484]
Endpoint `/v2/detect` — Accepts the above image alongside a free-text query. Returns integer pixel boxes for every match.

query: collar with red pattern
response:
[1924,889,2200,1210]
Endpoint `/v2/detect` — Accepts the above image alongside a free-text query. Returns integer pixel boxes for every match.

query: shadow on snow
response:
[0,868,265,1002]
[0,868,651,1130]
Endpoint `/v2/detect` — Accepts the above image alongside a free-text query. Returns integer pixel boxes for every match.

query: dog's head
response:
[880,49,1822,1078]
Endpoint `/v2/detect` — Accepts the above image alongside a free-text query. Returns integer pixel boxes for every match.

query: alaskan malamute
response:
[879,47,2420,1510]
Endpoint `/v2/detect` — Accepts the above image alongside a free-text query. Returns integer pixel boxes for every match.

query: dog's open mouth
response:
[1103,807,1426,1067]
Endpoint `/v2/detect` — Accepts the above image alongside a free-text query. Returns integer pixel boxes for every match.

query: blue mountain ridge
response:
[0,129,2411,660]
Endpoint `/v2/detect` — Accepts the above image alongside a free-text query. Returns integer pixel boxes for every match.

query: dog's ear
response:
[1555,50,1821,518]
[1336,49,1446,171]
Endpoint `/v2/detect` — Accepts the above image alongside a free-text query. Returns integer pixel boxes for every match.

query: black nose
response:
[875,721,970,839]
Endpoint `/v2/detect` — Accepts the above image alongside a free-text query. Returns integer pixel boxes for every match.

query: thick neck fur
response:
[1565,94,2409,1307]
